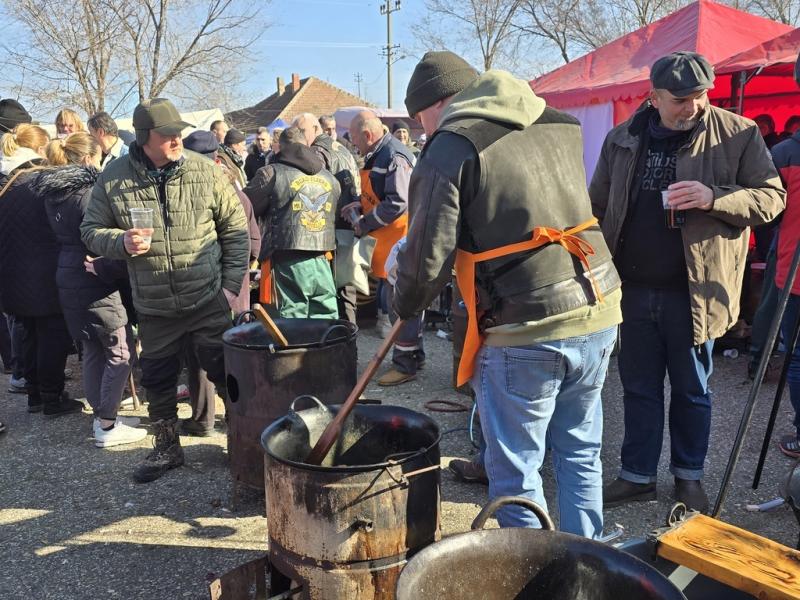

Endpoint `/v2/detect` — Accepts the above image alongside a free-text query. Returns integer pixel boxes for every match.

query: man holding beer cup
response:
[590,52,785,512]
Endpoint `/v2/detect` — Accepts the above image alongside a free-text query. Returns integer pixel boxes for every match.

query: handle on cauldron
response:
[471,496,555,531]
[290,395,327,412]
[319,323,352,346]
[305,318,404,465]
[234,310,255,326]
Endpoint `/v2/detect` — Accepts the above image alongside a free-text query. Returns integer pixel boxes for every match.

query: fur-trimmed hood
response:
[34,165,99,204]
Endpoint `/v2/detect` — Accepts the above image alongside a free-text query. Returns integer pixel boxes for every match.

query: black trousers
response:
[20,314,72,396]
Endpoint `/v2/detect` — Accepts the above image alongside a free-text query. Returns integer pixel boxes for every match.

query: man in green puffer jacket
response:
[81,98,249,483]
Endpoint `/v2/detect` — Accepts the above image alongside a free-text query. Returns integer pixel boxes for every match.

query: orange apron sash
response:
[359,169,408,279]
[454,217,604,387]
[259,258,273,305]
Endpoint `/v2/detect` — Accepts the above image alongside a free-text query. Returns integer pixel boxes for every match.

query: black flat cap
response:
[650,51,715,97]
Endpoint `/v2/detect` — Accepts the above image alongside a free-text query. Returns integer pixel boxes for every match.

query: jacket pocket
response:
[504,346,563,401]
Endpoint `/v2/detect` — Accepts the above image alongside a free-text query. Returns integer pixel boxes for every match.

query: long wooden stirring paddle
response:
[253,303,289,347]
[306,318,404,465]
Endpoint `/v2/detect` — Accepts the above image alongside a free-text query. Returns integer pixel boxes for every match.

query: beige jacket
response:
[590,103,785,345]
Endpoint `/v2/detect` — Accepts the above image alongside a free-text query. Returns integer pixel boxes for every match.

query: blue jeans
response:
[618,284,713,483]
[780,292,800,437]
[473,326,617,539]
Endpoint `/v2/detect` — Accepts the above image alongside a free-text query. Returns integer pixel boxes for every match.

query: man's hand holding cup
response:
[124,228,154,256]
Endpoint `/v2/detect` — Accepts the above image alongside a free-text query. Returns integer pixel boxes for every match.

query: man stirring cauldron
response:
[393,51,622,538]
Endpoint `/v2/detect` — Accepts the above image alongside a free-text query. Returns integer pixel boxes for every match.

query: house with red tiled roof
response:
[226,73,372,133]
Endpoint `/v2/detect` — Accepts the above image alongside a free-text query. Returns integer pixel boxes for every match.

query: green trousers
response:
[273,254,339,319]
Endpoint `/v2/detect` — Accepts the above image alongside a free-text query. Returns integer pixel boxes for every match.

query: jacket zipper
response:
[157,174,180,312]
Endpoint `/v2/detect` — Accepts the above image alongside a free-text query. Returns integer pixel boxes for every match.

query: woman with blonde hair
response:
[55,108,85,137]
[0,126,82,417]
[40,132,145,447]
[0,123,49,187]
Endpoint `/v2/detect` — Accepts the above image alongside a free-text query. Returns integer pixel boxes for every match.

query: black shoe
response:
[449,458,489,485]
[603,478,657,508]
[42,396,83,418]
[674,478,709,514]
[27,393,42,413]
[133,418,185,483]
[180,418,214,437]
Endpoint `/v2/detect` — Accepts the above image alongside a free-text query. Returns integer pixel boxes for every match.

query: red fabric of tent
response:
[532,0,792,121]
[712,28,800,128]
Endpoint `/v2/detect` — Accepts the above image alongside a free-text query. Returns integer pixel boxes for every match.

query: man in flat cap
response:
[81,98,249,483]
[591,51,785,512]
[394,50,622,538]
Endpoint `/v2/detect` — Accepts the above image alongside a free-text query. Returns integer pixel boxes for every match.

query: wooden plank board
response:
[656,514,800,600]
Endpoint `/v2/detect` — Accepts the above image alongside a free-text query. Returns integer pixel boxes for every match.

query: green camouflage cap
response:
[650,52,715,97]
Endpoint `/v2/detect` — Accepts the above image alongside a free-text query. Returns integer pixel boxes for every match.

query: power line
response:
[380,0,401,108]
[354,72,364,98]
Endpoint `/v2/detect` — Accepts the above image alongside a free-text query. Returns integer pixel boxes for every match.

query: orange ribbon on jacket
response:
[454,217,604,387]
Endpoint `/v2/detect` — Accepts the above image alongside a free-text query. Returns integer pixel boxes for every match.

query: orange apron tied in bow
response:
[454,217,604,387]
[359,169,408,279]
[259,258,273,305]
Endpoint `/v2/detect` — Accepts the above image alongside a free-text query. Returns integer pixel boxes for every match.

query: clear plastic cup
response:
[661,190,685,229]
[129,208,154,244]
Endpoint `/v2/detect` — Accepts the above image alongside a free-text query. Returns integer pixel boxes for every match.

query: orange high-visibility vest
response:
[454,217,604,387]
[360,169,408,279]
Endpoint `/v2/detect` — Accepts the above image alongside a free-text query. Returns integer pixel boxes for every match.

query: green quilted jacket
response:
[80,144,249,318]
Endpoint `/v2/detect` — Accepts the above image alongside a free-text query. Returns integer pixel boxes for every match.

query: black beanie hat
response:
[224,128,246,145]
[0,99,32,134]
[405,51,479,117]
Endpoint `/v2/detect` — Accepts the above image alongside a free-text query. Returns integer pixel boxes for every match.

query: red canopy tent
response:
[713,28,800,130]
[530,0,792,178]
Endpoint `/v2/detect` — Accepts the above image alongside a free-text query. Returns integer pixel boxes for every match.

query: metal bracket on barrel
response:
[646,502,698,561]
[383,455,441,488]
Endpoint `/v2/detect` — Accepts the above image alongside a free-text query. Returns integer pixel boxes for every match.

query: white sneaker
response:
[94,422,147,448]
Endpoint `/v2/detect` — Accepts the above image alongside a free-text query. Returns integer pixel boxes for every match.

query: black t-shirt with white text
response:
[616,115,693,289]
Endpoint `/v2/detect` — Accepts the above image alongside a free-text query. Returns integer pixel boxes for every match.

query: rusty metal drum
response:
[261,399,441,599]
[223,318,357,490]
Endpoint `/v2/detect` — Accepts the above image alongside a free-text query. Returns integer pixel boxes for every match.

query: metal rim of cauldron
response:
[396,496,687,600]
[224,319,358,351]
[261,403,442,474]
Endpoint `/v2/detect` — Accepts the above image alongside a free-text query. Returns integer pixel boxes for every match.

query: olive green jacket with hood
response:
[80,143,249,318]
[394,70,622,347]
[590,103,785,345]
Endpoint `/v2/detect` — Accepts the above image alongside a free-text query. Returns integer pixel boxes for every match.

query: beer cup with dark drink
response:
[662,190,685,229]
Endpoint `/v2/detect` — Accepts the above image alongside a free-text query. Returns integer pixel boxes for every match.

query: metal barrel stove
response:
[261,399,441,599]
[222,317,357,490]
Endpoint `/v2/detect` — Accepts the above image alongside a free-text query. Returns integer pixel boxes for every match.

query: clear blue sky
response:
[239,0,425,111]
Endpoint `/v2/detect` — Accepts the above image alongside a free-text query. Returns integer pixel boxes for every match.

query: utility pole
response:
[354,73,364,99]
[380,0,401,108]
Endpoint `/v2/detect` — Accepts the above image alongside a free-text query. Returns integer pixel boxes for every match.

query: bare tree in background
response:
[0,0,268,117]
[1,0,123,115]
[412,0,523,70]
[745,0,800,23]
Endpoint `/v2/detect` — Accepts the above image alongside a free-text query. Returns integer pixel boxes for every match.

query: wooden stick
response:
[252,304,289,347]
[306,318,404,465]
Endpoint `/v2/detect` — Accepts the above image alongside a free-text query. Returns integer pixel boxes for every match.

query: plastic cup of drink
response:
[130,208,154,244]
[661,190,685,229]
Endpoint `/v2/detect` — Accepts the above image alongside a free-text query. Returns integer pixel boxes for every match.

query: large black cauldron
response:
[396,496,686,600]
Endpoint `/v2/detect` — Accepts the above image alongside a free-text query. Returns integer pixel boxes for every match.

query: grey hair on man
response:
[87,111,119,136]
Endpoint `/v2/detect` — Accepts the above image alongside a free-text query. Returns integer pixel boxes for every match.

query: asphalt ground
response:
[1,324,798,599]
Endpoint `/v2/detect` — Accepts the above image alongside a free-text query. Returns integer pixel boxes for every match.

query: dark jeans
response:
[20,314,72,396]
[618,284,714,483]
[0,314,11,371]
[381,282,425,375]
[780,293,800,437]
[183,342,217,429]
[750,247,779,362]
[138,292,232,422]
[2,314,24,378]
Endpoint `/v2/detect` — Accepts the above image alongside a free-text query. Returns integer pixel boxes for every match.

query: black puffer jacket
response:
[38,166,130,340]
[0,168,62,316]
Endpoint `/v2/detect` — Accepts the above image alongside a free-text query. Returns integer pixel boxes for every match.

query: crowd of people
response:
[0,47,798,540]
